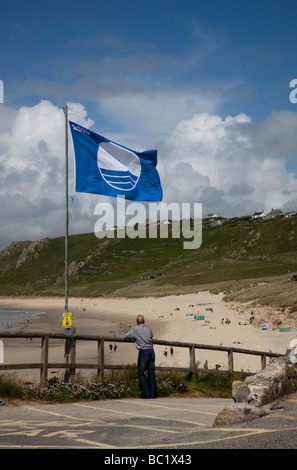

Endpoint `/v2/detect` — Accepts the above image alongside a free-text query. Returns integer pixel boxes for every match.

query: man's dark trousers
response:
[137,348,156,398]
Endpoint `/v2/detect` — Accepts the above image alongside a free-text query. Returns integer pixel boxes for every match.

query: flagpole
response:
[63,104,69,314]
[62,105,76,385]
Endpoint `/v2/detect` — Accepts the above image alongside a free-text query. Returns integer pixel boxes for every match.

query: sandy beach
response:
[0,291,296,382]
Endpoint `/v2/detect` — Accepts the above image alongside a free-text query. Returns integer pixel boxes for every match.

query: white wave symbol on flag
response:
[100,169,138,190]
[97,141,141,191]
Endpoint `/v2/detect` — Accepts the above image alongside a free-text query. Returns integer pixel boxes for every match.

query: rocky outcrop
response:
[214,352,297,426]
[15,239,49,269]
[213,402,267,426]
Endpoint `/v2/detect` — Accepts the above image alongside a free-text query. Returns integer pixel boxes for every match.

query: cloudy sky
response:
[1,0,297,249]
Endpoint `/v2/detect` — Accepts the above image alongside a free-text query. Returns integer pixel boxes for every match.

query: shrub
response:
[0,372,234,402]
[25,372,188,402]
[0,374,25,399]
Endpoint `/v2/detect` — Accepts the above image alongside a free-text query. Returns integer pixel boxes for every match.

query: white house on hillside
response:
[252,210,266,218]
[266,209,283,218]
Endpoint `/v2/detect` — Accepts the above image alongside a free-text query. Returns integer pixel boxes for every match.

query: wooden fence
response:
[0,330,281,387]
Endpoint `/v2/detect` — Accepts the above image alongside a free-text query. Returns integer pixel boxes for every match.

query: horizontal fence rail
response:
[0,331,281,387]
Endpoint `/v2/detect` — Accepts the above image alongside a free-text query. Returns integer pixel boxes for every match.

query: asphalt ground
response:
[0,393,297,458]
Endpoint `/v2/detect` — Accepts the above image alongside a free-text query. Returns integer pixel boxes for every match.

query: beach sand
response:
[0,292,296,383]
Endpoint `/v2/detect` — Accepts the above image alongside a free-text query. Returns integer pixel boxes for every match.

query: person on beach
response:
[124,314,156,399]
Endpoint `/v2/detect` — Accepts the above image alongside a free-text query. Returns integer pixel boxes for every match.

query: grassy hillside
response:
[1,214,297,308]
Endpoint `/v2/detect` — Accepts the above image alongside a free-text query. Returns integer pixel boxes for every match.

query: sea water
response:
[0,310,45,331]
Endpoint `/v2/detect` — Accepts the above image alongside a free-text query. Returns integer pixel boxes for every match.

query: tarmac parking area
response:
[0,394,297,454]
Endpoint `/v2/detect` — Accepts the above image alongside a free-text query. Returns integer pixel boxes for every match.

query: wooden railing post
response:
[64,328,76,384]
[189,346,196,381]
[40,335,49,387]
[228,350,234,378]
[69,328,76,384]
[97,339,104,383]
[261,353,267,370]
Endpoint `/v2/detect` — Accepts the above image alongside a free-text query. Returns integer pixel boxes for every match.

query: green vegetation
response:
[1,214,297,308]
[0,371,237,403]
[0,374,25,399]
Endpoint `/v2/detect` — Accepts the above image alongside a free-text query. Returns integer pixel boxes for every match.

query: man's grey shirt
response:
[125,324,153,350]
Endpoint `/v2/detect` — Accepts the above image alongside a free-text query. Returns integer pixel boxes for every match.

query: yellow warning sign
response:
[63,312,72,329]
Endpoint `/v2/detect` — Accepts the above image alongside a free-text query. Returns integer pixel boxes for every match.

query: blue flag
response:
[69,121,163,201]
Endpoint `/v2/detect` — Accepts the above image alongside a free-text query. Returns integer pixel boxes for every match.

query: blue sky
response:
[2,0,296,122]
[1,0,297,248]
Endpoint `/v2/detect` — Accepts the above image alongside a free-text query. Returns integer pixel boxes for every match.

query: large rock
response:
[214,354,297,426]
[213,403,266,426]
[232,356,297,406]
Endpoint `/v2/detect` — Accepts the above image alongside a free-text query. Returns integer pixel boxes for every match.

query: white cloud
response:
[159,111,297,216]
[0,100,96,249]
[1,101,297,250]
[98,88,225,134]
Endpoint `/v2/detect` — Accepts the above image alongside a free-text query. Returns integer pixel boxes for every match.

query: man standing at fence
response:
[125,314,156,399]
